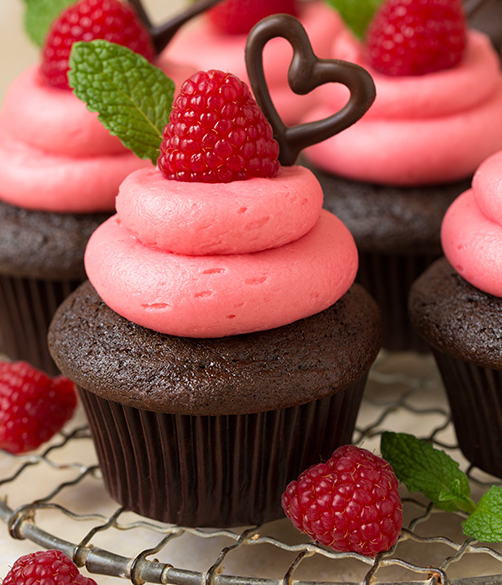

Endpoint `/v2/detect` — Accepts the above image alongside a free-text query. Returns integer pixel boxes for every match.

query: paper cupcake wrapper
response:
[0,274,81,375]
[78,376,367,528]
[357,252,439,353]
[432,349,502,479]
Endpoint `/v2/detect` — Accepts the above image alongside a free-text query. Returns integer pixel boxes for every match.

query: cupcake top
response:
[0,0,222,214]
[304,0,502,186]
[159,0,343,124]
[68,14,376,338]
[441,150,502,298]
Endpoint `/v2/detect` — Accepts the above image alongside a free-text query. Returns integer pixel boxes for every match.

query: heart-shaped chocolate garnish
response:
[245,13,376,166]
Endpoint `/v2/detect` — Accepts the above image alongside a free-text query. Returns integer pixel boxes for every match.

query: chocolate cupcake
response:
[49,15,382,527]
[302,0,502,352]
[0,202,109,373]
[0,0,219,374]
[409,149,502,478]
[50,280,381,526]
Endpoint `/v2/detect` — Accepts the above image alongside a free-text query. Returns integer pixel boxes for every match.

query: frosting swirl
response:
[158,2,342,124]
[0,66,150,212]
[304,30,502,186]
[0,60,194,213]
[85,165,358,337]
[441,150,502,297]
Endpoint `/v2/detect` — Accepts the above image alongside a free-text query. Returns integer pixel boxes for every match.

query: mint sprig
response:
[69,40,174,164]
[381,432,476,514]
[381,432,502,544]
[324,0,384,39]
[463,487,502,543]
[23,0,75,47]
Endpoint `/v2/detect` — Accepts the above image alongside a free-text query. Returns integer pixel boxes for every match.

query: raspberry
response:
[0,361,77,454]
[208,0,298,35]
[282,445,403,556]
[41,0,155,89]
[158,69,280,183]
[3,550,97,585]
[365,0,467,76]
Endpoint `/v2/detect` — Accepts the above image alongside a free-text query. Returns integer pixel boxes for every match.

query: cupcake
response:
[409,148,502,478]
[49,15,382,527]
[159,0,343,124]
[0,0,216,374]
[301,0,502,352]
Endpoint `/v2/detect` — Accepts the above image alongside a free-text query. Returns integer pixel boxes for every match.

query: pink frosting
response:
[115,165,323,254]
[0,59,193,214]
[85,165,358,337]
[441,151,502,298]
[158,2,343,124]
[304,30,502,186]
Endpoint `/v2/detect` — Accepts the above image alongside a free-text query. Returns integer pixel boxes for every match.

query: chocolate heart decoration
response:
[245,14,376,166]
[127,0,224,54]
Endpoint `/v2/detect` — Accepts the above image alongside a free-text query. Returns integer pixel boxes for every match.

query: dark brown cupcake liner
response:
[78,375,367,528]
[431,349,502,479]
[0,274,82,375]
[357,252,439,353]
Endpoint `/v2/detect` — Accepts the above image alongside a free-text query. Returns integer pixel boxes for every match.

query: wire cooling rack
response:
[1,352,502,585]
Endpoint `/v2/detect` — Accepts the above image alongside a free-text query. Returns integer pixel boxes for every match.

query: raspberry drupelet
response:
[0,361,77,454]
[366,0,467,76]
[282,445,403,556]
[41,0,155,89]
[157,69,280,183]
[2,550,97,585]
[208,0,298,35]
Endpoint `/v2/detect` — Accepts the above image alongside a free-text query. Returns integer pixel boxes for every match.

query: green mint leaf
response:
[69,40,174,164]
[23,0,75,47]
[381,432,476,514]
[324,0,384,39]
[463,486,502,543]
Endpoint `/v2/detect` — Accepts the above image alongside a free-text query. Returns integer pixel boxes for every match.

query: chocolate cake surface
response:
[49,280,382,415]
[303,162,470,255]
[409,257,502,369]
[0,200,111,280]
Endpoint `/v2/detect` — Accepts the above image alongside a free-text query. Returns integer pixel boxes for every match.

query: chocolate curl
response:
[245,14,376,166]
[127,0,225,54]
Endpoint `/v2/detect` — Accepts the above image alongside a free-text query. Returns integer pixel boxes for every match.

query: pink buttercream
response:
[159,2,343,124]
[116,165,323,255]
[0,58,194,213]
[85,166,358,337]
[441,151,502,298]
[304,30,502,186]
[0,124,148,212]
[2,66,125,157]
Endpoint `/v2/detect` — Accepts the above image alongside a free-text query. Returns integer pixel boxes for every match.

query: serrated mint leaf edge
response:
[381,432,476,514]
[463,486,502,543]
[68,40,174,164]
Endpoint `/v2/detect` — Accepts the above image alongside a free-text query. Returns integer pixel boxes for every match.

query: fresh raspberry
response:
[282,445,403,556]
[208,0,298,35]
[158,69,280,183]
[0,361,77,454]
[365,0,467,76]
[3,550,97,585]
[41,0,155,89]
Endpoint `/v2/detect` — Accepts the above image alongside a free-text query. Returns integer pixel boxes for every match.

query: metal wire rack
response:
[1,352,502,585]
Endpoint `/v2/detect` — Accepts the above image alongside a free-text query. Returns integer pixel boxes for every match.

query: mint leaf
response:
[324,0,384,39]
[463,486,502,542]
[381,432,476,514]
[69,40,174,164]
[23,0,75,47]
